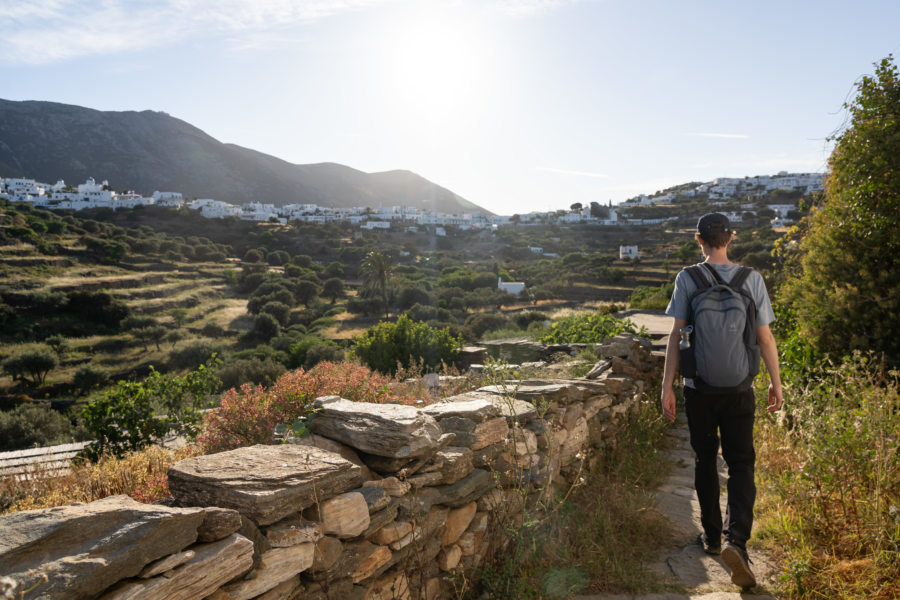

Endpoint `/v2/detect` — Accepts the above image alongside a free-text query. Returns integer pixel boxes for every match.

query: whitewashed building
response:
[498,277,525,295]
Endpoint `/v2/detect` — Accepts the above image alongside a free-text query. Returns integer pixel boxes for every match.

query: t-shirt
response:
[665,262,775,388]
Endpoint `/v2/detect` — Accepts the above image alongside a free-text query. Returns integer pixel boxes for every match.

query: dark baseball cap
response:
[697,213,731,236]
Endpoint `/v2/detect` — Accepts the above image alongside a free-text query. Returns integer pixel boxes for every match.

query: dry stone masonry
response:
[0,334,662,600]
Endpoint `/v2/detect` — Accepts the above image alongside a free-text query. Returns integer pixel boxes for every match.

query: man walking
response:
[661,213,784,589]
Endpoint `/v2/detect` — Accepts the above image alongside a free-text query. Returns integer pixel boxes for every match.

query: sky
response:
[2,0,900,215]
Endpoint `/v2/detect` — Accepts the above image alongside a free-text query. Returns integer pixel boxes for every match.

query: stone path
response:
[614,310,674,337]
[575,415,779,600]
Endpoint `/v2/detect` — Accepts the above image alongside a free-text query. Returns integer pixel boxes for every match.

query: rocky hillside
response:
[0,99,487,214]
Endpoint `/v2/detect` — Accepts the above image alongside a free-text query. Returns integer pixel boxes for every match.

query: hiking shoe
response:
[696,533,721,555]
[721,542,756,589]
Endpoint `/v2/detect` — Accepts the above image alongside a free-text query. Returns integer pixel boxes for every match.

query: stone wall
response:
[0,335,663,600]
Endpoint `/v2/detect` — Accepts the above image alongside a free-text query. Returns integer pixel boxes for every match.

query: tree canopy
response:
[782,56,900,364]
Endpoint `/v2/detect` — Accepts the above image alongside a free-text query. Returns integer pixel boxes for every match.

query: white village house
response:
[497,277,525,295]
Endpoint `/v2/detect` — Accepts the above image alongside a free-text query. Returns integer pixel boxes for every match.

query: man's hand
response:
[661,386,677,422]
[766,383,783,413]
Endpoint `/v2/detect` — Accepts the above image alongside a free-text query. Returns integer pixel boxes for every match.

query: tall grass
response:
[754,353,900,599]
[0,445,195,515]
[465,398,675,598]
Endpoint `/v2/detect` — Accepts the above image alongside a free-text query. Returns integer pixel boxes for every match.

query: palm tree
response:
[360,250,393,317]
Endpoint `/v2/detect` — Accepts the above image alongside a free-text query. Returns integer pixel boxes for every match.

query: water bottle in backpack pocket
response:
[678,324,696,377]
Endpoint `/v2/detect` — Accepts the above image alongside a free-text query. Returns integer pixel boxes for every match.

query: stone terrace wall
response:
[0,334,663,600]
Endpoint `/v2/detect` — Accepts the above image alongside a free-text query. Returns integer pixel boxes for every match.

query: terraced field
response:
[0,235,241,396]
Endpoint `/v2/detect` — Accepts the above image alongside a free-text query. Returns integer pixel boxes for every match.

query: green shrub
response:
[629,282,674,310]
[66,291,129,329]
[405,303,438,322]
[540,312,644,344]
[217,357,286,391]
[303,342,344,369]
[0,403,85,451]
[169,341,226,370]
[82,358,220,458]
[513,311,549,330]
[780,56,900,365]
[231,345,289,366]
[237,271,266,294]
[464,313,511,340]
[260,301,291,326]
[2,348,58,387]
[353,315,462,375]
[200,322,225,338]
[44,334,67,356]
[73,364,109,396]
[252,313,281,341]
[321,278,346,303]
[287,336,321,368]
[346,296,383,316]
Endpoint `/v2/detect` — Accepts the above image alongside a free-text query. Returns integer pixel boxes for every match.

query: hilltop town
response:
[1,171,823,233]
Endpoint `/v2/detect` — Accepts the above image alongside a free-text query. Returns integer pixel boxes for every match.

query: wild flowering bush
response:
[198,361,410,454]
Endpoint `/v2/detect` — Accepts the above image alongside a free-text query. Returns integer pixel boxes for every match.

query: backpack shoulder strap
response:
[700,262,726,285]
[728,266,753,290]
[685,265,711,291]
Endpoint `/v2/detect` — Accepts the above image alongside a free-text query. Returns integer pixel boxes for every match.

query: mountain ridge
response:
[0,98,489,215]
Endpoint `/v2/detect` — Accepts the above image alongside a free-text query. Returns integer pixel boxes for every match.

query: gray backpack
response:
[680,263,760,393]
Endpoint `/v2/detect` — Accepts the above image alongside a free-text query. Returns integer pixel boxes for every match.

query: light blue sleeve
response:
[665,270,692,321]
[748,271,775,326]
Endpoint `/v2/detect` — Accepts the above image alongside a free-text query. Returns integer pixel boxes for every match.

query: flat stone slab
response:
[312,396,442,458]
[461,390,537,424]
[0,495,205,600]
[169,444,362,526]
[422,393,500,422]
[433,468,495,508]
[480,380,575,406]
[99,534,254,600]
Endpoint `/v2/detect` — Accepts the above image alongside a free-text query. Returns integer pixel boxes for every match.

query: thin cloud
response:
[493,0,579,16]
[690,132,750,139]
[538,167,609,179]
[598,178,686,194]
[0,0,390,65]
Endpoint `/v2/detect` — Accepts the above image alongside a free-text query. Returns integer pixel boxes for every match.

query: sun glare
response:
[378,9,488,130]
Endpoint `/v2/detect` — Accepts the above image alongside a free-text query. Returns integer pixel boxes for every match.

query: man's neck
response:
[704,249,731,265]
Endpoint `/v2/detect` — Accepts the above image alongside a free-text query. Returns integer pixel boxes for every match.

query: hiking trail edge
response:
[574,413,779,600]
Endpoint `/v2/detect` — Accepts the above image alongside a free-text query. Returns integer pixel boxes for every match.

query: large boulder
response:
[168,444,362,526]
[312,396,441,458]
[0,495,206,600]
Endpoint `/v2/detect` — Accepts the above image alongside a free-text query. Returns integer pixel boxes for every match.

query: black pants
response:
[684,386,756,550]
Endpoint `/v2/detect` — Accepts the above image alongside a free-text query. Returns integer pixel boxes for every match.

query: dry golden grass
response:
[43,270,165,288]
[0,446,196,516]
[194,302,252,333]
[112,278,220,299]
[321,324,369,340]
[0,242,35,253]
